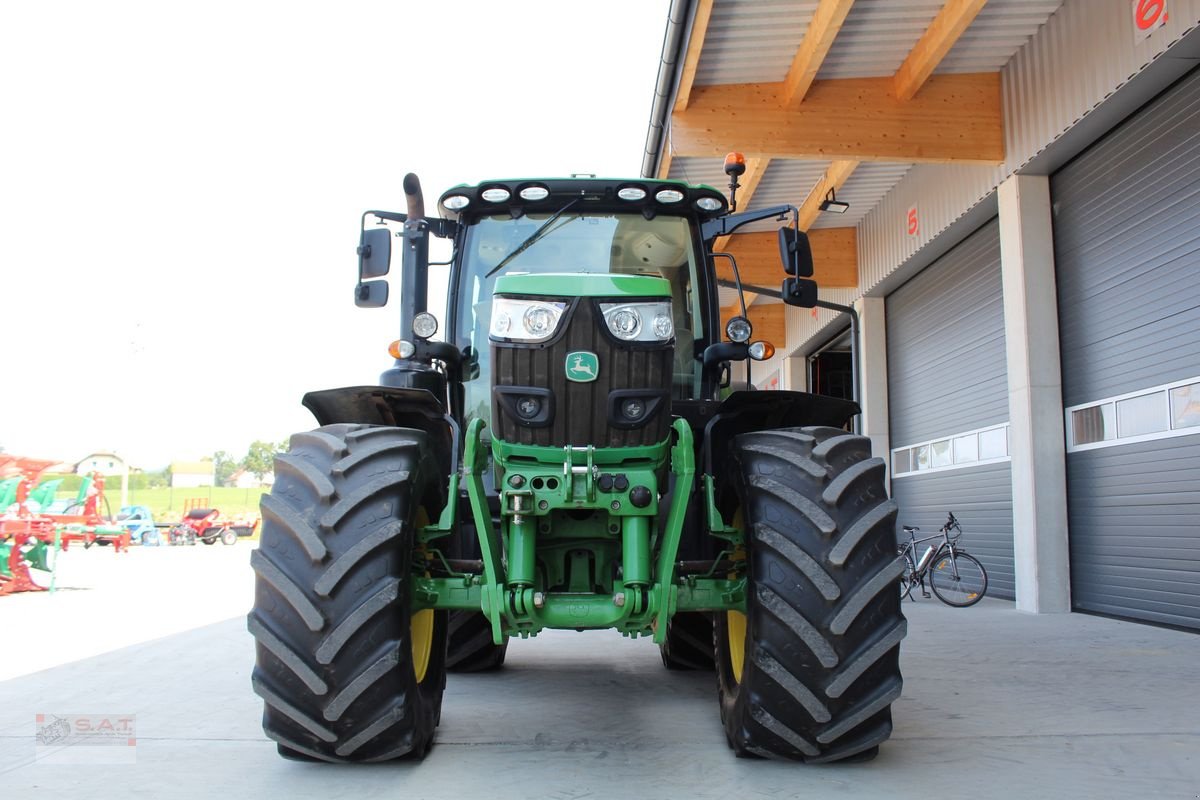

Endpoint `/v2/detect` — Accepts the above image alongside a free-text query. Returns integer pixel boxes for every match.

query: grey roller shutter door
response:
[886,219,1014,598]
[1052,67,1200,630]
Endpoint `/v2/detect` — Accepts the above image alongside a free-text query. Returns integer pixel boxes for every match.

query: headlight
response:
[412,312,438,339]
[599,301,673,343]
[490,298,568,342]
[726,316,752,343]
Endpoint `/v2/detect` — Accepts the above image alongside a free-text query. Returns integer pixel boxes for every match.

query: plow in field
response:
[0,456,131,596]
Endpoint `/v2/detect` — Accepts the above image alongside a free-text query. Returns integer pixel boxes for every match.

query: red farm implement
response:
[1,456,129,596]
[167,499,258,546]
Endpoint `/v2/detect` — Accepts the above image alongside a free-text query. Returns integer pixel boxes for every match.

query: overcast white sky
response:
[0,0,671,468]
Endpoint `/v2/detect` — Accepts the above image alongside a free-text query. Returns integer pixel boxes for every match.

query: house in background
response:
[170,460,215,488]
[75,452,131,476]
[229,468,274,489]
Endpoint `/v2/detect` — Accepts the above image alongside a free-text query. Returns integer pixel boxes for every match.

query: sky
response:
[0,0,672,469]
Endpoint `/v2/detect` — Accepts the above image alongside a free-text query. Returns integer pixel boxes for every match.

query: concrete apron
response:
[1,598,1197,798]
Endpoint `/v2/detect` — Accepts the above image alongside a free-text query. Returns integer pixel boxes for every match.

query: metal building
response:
[642,0,1200,627]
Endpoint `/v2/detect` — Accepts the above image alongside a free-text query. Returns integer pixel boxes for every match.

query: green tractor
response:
[249,164,906,763]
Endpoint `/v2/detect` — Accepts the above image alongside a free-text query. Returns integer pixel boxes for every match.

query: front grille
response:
[491,300,673,448]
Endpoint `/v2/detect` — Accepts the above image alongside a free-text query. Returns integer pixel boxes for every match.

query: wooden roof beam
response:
[798,159,859,231]
[894,0,989,101]
[670,72,1003,163]
[782,0,857,108]
[656,148,674,180]
[673,0,715,113]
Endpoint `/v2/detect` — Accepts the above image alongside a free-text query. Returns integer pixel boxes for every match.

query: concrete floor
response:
[1,546,1197,798]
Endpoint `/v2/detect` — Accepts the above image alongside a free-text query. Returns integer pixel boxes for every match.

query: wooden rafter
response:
[670,73,1003,163]
[656,148,674,180]
[782,0,856,108]
[674,0,715,113]
[894,0,989,101]
[798,159,859,231]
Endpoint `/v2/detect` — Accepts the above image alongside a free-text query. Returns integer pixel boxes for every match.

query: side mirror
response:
[354,280,389,308]
[781,277,818,308]
[778,227,814,277]
[358,228,392,279]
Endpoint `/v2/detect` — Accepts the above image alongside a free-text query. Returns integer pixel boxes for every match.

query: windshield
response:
[453,211,707,425]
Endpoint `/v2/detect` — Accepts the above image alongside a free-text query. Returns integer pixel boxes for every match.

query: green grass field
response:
[78,485,268,522]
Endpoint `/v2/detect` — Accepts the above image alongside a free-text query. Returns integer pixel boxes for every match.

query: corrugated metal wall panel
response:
[1003,0,1200,174]
[1066,437,1200,629]
[1053,66,1200,629]
[809,163,914,230]
[891,462,1015,599]
[1053,67,1200,406]
[859,164,1004,296]
[857,0,1200,303]
[885,219,1007,446]
[783,286,860,358]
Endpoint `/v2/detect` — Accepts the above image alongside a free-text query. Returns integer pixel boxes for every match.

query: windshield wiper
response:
[485,197,582,278]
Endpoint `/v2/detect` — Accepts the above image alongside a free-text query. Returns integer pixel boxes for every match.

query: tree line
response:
[212,440,289,486]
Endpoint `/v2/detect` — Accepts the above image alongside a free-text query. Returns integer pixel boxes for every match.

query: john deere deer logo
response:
[565,351,599,383]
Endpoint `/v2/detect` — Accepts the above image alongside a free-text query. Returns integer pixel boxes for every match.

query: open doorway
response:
[808,328,853,400]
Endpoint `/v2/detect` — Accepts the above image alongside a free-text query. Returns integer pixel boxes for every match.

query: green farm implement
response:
[250,164,905,763]
[1,458,130,595]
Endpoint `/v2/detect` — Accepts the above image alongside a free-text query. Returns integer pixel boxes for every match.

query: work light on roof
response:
[655,188,684,204]
[519,185,550,201]
[618,186,647,201]
[481,187,511,203]
[695,197,723,212]
[443,195,470,210]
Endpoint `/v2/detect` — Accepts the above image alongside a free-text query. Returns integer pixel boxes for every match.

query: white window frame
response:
[1065,375,1200,453]
[891,423,1011,478]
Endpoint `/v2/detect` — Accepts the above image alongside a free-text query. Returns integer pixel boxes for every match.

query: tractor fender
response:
[687,390,861,476]
[302,386,458,481]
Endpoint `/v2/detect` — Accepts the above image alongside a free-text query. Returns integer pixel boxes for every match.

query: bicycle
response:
[898,512,988,607]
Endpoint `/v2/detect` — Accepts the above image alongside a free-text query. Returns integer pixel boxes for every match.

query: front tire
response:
[715,427,907,763]
[446,611,507,672]
[928,551,987,607]
[248,424,448,762]
[659,612,715,671]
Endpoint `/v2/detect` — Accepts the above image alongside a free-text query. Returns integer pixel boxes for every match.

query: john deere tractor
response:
[249,162,905,763]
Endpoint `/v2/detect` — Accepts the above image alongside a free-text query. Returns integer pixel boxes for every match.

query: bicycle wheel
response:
[899,553,916,600]
[928,551,987,607]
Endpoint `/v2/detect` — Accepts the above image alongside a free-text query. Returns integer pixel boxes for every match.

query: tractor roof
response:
[437,176,728,221]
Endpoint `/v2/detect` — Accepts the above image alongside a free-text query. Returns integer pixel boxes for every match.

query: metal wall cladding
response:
[858,164,1004,296]
[857,0,1200,299]
[1003,0,1200,173]
[1053,66,1200,407]
[1066,437,1200,629]
[1053,66,1200,630]
[885,219,1007,446]
[891,462,1015,600]
[491,301,673,449]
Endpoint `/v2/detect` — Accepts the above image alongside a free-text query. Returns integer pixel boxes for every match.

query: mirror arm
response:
[701,204,797,241]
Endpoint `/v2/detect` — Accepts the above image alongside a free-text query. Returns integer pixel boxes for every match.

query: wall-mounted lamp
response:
[819,188,849,214]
